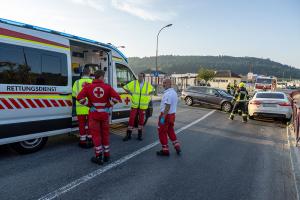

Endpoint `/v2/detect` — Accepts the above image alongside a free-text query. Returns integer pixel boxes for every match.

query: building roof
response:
[141,69,167,75]
[215,70,241,78]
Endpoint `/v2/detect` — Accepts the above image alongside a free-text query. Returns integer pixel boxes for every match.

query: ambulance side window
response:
[116,63,135,88]
[0,43,26,84]
[0,42,68,86]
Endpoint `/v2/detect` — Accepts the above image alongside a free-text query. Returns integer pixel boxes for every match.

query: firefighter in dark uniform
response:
[229,82,249,122]
[226,83,232,95]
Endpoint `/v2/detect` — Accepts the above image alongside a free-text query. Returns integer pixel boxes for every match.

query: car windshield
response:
[256,93,285,99]
[256,78,272,84]
[218,90,231,97]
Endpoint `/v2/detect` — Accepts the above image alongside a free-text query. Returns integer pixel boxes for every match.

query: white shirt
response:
[139,81,144,91]
[160,88,178,114]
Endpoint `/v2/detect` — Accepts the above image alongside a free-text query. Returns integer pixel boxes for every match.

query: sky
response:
[1,0,299,68]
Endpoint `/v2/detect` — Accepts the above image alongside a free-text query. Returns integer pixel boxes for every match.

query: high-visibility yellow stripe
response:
[112,56,123,62]
[0,35,70,51]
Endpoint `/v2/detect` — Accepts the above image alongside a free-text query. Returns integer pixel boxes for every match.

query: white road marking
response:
[287,125,300,200]
[38,110,216,200]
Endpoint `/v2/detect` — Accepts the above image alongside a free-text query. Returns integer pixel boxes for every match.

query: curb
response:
[287,125,300,200]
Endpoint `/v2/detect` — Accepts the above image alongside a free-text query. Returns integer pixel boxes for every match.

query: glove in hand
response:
[160,117,165,125]
[90,106,96,112]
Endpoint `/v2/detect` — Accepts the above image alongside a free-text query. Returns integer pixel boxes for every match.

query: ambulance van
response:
[0,18,152,154]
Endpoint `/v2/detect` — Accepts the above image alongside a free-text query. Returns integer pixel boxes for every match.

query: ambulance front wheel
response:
[10,137,48,154]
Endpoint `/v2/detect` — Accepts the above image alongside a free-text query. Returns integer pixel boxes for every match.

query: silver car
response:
[248,91,292,122]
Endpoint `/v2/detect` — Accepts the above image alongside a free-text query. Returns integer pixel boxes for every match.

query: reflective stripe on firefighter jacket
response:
[123,80,153,109]
[234,87,248,102]
[72,76,93,115]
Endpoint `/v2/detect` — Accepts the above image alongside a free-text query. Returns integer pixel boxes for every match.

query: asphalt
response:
[0,101,297,200]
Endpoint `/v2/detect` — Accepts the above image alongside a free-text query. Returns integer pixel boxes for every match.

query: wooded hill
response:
[128,55,299,79]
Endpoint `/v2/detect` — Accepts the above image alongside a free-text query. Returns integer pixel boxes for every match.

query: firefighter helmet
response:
[239,82,245,88]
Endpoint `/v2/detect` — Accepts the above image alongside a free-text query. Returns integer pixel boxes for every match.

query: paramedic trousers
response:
[89,117,110,157]
[128,108,145,130]
[158,113,180,153]
[77,115,91,142]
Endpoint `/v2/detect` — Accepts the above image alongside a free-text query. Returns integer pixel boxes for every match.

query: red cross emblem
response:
[124,97,130,105]
[93,87,104,98]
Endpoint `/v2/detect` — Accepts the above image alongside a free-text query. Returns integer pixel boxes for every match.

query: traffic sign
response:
[152,71,159,77]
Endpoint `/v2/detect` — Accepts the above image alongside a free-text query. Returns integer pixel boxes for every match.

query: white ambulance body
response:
[0,18,146,153]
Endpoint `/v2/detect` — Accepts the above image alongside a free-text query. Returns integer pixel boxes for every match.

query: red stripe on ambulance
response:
[65,100,72,106]
[0,98,72,109]
[34,99,45,108]
[58,100,66,107]
[18,98,30,108]
[9,98,22,109]
[26,99,37,108]
[0,98,13,109]
[50,99,59,107]
[42,99,52,107]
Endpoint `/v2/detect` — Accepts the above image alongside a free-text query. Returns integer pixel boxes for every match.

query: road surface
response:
[0,101,297,200]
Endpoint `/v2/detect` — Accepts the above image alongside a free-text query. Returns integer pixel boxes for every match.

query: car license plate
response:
[263,103,276,107]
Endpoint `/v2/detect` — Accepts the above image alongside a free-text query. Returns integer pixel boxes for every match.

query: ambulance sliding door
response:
[111,63,136,123]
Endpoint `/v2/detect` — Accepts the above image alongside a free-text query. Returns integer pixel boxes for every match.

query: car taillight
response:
[278,102,291,106]
[250,100,261,105]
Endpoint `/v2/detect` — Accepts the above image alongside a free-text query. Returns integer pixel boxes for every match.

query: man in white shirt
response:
[157,79,181,156]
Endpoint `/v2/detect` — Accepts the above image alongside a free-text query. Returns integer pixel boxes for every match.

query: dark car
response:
[181,86,233,112]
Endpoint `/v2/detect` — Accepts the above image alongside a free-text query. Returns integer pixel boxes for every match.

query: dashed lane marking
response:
[38,110,216,200]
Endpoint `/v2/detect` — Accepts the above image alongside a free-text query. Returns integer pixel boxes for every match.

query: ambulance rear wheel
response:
[11,137,48,154]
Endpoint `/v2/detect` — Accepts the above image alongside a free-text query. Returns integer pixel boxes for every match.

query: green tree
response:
[197,68,215,83]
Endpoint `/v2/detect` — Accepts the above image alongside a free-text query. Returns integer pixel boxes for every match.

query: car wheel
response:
[221,102,232,112]
[282,117,291,124]
[185,97,193,106]
[10,137,48,154]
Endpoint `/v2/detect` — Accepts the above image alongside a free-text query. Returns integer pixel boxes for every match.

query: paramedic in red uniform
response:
[77,70,122,165]
[157,79,181,156]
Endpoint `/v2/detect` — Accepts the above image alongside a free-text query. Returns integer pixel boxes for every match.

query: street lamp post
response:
[155,24,172,95]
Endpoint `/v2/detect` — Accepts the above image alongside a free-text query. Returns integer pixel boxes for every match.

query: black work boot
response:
[242,115,248,123]
[86,137,94,148]
[78,141,89,149]
[103,156,110,163]
[123,130,132,141]
[137,130,143,141]
[91,154,103,165]
[229,114,234,120]
[156,150,170,156]
[175,147,182,155]
[238,110,242,116]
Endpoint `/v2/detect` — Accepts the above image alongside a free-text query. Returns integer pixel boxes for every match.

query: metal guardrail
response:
[291,90,300,146]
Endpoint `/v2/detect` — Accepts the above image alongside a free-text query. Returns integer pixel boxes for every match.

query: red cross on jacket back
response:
[77,79,122,120]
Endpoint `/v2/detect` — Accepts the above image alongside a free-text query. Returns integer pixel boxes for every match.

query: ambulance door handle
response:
[59,92,71,96]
